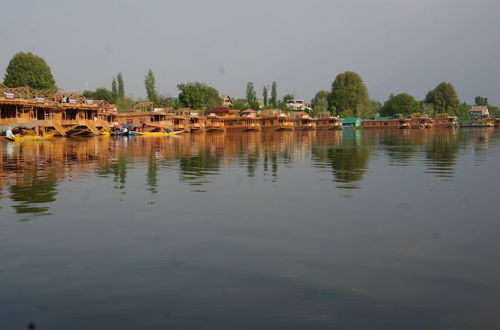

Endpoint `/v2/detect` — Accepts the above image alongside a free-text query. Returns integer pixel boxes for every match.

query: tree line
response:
[2,51,499,117]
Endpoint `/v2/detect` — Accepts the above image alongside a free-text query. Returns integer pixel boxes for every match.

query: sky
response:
[1,0,499,104]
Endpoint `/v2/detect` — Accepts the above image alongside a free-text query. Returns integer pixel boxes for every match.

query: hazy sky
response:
[1,0,499,104]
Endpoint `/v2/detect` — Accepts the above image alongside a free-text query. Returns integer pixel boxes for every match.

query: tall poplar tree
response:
[246,82,257,104]
[111,77,118,103]
[270,81,278,107]
[144,69,159,104]
[263,86,268,106]
[117,72,125,98]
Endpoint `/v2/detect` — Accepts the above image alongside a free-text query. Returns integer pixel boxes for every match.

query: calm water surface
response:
[1,129,500,330]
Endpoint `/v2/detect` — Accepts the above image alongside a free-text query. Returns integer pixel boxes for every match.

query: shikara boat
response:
[3,135,53,141]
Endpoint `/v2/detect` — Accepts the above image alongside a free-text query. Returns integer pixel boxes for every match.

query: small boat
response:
[100,131,111,137]
[135,131,183,137]
[3,135,53,141]
[117,131,139,136]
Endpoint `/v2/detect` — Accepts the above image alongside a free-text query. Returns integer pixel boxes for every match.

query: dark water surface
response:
[1,129,500,330]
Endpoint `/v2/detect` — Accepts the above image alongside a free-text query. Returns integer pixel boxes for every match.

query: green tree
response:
[282,94,294,103]
[82,88,114,103]
[3,52,56,89]
[328,71,369,116]
[263,86,268,106]
[380,93,420,117]
[206,86,223,109]
[145,69,159,104]
[117,72,125,98]
[313,97,329,114]
[177,82,208,110]
[111,77,118,103]
[424,82,460,115]
[455,102,471,119]
[311,90,330,114]
[474,96,489,106]
[232,98,248,110]
[270,81,278,107]
[246,82,257,104]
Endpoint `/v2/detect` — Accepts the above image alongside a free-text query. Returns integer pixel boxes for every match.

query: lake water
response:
[1,129,500,330]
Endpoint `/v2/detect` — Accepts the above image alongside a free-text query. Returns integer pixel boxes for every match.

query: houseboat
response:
[458,119,494,128]
[434,114,458,128]
[260,114,295,131]
[315,116,342,130]
[293,112,317,130]
[361,117,411,129]
[1,86,116,136]
[340,117,362,129]
[408,114,434,129]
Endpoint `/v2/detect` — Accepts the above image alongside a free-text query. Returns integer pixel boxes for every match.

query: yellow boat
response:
[135,131,183,137]
[4,135,53,141]
[100,131,111,137]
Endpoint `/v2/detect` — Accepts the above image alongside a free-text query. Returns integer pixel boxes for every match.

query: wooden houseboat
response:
[408,114,434,129]
[315,114,342,130]
[433,114,458,128]
[458,119,494,128]
[1,86,116,136]
[361,117,411,129]
[259,114,295,131]
[293,112,317,130]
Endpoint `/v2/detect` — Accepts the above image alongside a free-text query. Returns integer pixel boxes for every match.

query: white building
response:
[286,99,312,112]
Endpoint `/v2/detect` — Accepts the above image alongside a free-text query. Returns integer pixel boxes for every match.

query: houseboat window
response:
[127,119,133,125]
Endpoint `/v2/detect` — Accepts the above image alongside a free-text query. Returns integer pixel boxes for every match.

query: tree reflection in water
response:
[312,130,370,189]
[0,129,495,216]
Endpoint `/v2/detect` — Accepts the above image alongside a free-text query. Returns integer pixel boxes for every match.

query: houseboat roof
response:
[206,107,240,114]
[242,109,256,113]
[340,117,361,123]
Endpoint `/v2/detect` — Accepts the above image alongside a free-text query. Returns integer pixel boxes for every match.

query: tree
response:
[311,90,330,114]
[206,86,223,109]
[82,88,114,103]
[474,96,489,106]
[424,82,460,115]
[144,69,159,104]
[3,52,56,89]
[282,94,294,103]
[232,98,247,110]
[328,71,369,116]
[270,81,278,107]
[263,86,268,106]
[177,82,208,110]
[117,72,125,98]
[313,97,329,114]
[111,77,118,103]
[246,82,257,104]
[380,93,420,117]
